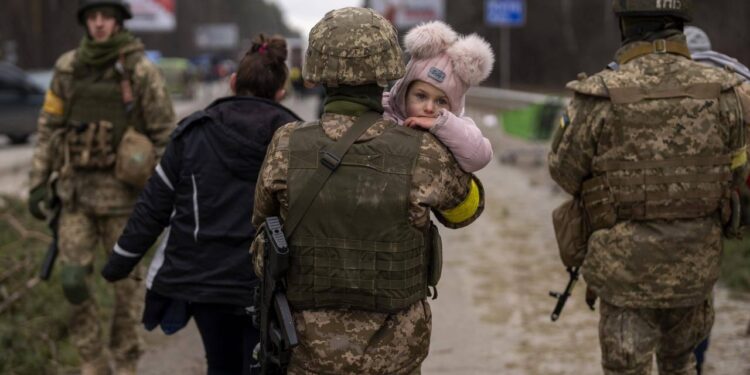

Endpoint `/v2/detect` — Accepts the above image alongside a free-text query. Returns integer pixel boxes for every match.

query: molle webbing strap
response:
[607,83,722,104]
[294,273,424,291]
[283,111,382,238]
[617,39,692,65]
[593,155,732,172]
[606,172,732,186]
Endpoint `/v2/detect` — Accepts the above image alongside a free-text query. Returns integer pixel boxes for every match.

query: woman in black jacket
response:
[101,34,301,375]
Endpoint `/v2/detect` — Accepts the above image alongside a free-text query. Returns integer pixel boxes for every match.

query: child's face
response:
[405,81,451,118]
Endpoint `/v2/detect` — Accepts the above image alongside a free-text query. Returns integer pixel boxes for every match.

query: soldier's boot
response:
[80,358,111,375]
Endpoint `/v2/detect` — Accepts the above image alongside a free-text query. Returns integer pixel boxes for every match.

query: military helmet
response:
[684,26,711,53]
[303,7,405,87]
[77,0,133,25]
[612,0,693,21]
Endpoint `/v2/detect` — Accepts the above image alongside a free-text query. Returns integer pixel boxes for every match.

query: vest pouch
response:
[115,126,156,189]
[552,198,590,268]
[66,121,116,170]
[427,221,442,288]
[581,175,617,231]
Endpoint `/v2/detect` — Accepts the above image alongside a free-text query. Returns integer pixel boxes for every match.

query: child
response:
[383,21,495,172]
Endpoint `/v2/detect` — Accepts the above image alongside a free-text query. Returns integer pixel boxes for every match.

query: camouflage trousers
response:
[286,300,431,375]
[58,208,144,371]
[599,299,714,375]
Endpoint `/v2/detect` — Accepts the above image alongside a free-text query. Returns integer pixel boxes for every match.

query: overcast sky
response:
[271,0,365,37]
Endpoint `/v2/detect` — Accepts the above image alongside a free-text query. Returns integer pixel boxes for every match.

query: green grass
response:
[0,196,114,375]
[721,236,750,292]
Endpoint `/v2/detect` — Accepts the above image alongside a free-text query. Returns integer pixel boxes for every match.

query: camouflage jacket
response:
[549,35,750,309]
[251,112,483,374]
[30,41,175,215]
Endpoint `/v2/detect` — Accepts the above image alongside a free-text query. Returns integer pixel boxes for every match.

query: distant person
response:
[251,7,484,374]
[382,21,494,173]
[27,0,175,373]
[100,34,301,375]
[549,1,750,374]
[684,24,750,375]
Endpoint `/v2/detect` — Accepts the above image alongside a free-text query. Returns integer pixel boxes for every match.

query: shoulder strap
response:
[283,111,382,238]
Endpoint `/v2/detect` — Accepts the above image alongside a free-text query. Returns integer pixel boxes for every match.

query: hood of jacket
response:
[203,96,301,181]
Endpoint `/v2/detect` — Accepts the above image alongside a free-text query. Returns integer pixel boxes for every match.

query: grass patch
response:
[721,236,750,293]
[0,196,114,375]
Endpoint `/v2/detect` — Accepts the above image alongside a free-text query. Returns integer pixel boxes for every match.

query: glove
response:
[585,286,598,311]
[28,185,47,220]
[101,251,140,282]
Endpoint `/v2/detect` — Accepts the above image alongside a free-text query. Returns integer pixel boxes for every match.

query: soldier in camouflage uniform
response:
[250,7,484,375]
[27,1,175,374]
[548,1,750,374]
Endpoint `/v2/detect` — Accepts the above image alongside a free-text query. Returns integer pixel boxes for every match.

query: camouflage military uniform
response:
[548,33,750,375]
[29,37,174,371]
[251,113,483,375]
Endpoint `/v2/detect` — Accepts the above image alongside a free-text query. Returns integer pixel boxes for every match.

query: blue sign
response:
[485,0,526,27]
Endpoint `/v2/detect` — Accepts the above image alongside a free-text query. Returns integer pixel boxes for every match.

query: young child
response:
[383,21,495,172]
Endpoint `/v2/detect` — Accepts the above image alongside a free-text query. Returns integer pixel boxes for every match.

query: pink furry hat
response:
[387,21,494,120]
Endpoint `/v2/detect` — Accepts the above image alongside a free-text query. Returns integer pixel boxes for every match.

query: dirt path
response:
[422,134,750,374]
[136,128,750,374]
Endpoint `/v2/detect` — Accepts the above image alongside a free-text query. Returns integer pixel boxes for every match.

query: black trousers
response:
[191,303,260,375]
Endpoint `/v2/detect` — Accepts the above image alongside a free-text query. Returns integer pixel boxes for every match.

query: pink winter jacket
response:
[382,91,493,173]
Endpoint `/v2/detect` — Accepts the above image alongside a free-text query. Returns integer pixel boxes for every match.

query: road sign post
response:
[485,0,526,88]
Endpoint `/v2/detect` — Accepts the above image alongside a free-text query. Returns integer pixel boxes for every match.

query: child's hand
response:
[404,116,437,130]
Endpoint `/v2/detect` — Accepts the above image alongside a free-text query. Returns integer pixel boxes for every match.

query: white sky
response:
[270,0,365,38]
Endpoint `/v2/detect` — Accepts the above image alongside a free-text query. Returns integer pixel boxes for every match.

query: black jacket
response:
[105,96,301,306]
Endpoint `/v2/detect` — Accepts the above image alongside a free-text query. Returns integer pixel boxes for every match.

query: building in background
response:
[2,0,748,91]
[0,0,297,70]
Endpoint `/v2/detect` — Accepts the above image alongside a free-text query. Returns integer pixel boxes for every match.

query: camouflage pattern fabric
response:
[251,112,482,374]
[30,43,175,209]
[599,299,713,375]
[29,38,173,372]
[59,209,144,370]
[548,34,748,309]
[302,7,405,87]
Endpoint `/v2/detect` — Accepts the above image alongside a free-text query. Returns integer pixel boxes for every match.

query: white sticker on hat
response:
[428,67,446,83]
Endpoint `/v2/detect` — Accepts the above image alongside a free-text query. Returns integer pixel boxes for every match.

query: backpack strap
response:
[283,111,382,238]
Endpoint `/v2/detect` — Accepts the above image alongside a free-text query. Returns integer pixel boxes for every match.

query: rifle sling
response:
[283,111,382,238]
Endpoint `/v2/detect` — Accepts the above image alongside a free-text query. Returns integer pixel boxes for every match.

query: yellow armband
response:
[43,90,64,116]
[731,146,747,170]
[439,178,481,224]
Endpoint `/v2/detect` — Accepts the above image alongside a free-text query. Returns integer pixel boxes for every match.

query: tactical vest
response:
[285,122,428,313]
[62,54,141,171]
[580,54,745,230]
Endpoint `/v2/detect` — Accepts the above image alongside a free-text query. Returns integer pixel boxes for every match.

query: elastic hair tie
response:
[259,43,268,54]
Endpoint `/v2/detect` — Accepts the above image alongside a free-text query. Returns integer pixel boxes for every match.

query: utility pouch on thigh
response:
[115,127,156,189]
[552,198,590,268]
[427,221,442,289]
[60,264,92,305]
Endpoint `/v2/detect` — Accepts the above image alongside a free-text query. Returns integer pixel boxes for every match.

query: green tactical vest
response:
[63,53,142,170]
[286,122,428,313]
[581,61,745,230]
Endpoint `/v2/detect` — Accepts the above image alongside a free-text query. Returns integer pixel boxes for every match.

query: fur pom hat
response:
[387,21,494,119]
